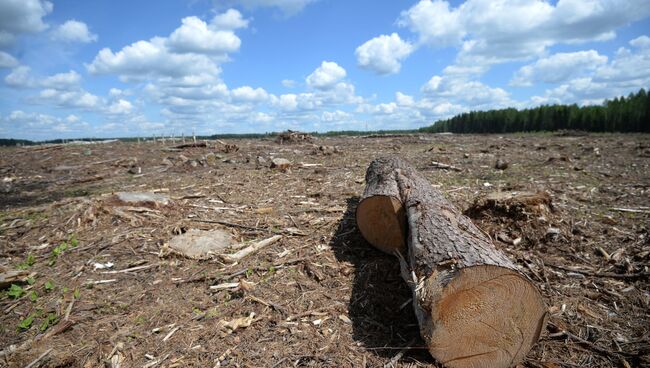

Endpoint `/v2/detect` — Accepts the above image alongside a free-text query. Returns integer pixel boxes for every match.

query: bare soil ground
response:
[1,133,648,368]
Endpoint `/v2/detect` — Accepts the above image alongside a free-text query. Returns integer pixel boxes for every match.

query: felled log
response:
[173,142,208,149]
[356,157,547,368]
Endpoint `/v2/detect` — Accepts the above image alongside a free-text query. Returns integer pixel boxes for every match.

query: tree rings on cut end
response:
[428,265,547,368]
[356,195,407,254]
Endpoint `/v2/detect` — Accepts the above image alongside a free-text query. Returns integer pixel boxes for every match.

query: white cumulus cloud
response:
[397,0,650,67]
[211,9,249,30]
[0,0,52,39]
[593,35,650,84]
[4,65,33,87]
[217,0,318,16]
[275,93,298,111]
[422,72,512,109]
[167,16,241,56]
[107,99,134,114]
[0,51,18,68]
[1,110,91,138]
[5,67,82,90]
[321,110,351,122]
[51,20,98,43]
[87,38,221,81]
[231,86,269,102]
[355,33,414,75]
[395,92,415,106]
[87,8,247,86]
[42,70,82,89]
[531,36,650,106]
[398,0,464,47]
[630,35,650,49]
[306,61,346,90]
[37,89,101,109]
[511,50,608,86]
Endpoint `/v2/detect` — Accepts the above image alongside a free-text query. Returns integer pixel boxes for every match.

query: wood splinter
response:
[356,156,547,368]
[220,235,283,263]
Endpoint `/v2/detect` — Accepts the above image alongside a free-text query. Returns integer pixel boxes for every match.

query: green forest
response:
[420,88,650,133]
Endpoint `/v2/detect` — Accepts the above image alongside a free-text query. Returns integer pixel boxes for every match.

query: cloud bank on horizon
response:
[0,0,649,139]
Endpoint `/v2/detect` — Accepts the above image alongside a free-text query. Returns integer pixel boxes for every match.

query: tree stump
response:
[356,156,547,368]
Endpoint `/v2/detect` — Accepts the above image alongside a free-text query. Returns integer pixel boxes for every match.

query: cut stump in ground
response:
[356,156,547,368]
[465,191,552,219]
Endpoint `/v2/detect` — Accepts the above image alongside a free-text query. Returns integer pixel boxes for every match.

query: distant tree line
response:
[0,138,35,146]
[0,138,34,146]
[420,88,650,133]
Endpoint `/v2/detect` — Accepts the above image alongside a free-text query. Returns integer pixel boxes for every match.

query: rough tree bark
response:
[356,156,547,368]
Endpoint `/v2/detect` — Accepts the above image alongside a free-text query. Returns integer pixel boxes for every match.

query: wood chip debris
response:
[216,312,256,337]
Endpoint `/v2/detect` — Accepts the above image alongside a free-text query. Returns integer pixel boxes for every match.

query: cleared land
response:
[1,133,648,367]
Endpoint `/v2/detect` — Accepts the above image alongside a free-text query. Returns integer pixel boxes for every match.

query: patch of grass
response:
[68,234,79,247]
[134,315,146,325]
[48,234,79,266]
[17,254,35,270]
[206,308,219,319]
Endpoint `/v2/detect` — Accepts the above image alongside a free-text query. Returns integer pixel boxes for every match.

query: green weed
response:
[17,254,35,270]
[44,280,54,291]
[38,313,58,332]
[7,284,24,299]
[18,314,34,331]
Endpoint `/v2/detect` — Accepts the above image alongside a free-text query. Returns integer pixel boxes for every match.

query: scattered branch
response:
[220,235,283,263]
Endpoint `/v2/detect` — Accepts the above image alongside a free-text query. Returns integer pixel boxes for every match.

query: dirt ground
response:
[0,133,648,368]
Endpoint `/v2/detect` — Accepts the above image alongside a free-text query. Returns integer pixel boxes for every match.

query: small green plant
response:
[30,291,38,302]
[18,314,34,331]
[206,308,219,318]
[17,254,35,270]
[49,242,70,266]
[26,277,36,285]
[7,284,24,299]
[39,313,58,332]
[133,315,146,325]
[73,289,80,299]
[69,235,78,247]
[52,243,68,257]
[44,280,54,291]
[63,287,69,293]
[245,267,254,277]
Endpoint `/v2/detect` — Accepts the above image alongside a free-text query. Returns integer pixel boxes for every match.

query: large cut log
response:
[356,156,547,368]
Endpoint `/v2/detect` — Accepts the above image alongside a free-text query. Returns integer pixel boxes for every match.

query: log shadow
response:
[330,196,431,362]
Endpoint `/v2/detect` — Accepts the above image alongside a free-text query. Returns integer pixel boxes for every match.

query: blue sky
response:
[1,0,649,140]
